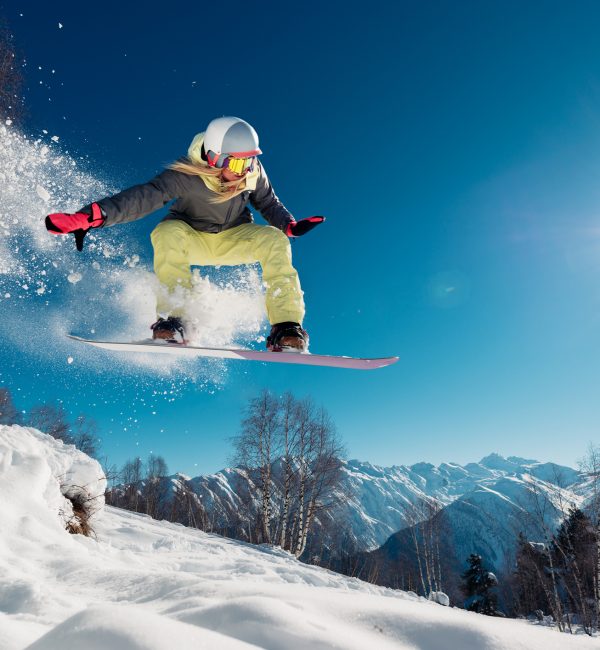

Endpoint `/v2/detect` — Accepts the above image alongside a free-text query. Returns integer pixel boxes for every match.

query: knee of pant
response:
[257,226,291,255]
[151,221,192,249]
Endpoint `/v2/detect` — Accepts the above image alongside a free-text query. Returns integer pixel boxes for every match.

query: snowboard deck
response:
[67,335,399,370]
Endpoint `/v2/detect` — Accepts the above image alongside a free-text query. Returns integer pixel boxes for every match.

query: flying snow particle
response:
[4,293,10,298]
[67,356,73,364]
[5,119,12,126]
[58,23,63,29]
[51,136,59,142]
[36,185,51,202]
[67,272,82,284]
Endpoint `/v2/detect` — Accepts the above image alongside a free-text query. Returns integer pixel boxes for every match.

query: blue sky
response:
[2,1,600,474]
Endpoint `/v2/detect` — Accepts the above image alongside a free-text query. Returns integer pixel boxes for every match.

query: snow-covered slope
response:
[2,425,596,649]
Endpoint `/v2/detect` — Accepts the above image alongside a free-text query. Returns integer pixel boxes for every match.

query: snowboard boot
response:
[267,321,309,352]
[150,317,186,344]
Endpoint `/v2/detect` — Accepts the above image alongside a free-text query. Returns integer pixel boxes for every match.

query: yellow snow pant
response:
[150,220,305,325]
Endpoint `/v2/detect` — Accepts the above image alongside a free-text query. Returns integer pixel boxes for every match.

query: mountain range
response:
[182,452,587,571]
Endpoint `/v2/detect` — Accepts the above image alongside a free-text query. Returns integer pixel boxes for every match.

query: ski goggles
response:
[206,150,256,175]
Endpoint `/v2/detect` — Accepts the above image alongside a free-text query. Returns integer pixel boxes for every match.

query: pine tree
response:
[461,553,499,615]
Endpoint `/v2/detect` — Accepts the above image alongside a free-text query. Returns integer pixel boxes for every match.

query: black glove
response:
[286,216,325,238]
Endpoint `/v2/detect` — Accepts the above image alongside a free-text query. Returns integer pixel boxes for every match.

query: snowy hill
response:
[1,424,596,650]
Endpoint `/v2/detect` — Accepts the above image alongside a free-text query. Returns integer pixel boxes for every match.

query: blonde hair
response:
[168,158,248,204]
[168,131,249,204]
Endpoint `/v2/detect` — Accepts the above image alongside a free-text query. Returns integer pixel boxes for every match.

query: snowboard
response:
[67,335,399,370]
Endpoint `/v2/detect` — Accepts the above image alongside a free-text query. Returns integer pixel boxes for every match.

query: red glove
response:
[45,202,105,251]
[286,216,325,238]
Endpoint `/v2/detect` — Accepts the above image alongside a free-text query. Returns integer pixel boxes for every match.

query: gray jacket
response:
[96,160,294,234]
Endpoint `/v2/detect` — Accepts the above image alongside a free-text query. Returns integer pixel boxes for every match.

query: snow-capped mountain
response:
[180,452,583,561]
[340,453,582,554]
[2,424,596,650]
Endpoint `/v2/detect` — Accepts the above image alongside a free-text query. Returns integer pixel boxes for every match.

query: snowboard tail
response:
[67,335,399,370]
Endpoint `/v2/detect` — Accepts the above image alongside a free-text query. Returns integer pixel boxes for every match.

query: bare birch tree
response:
[28,404,72,444]
[121,457,144,513]
[277,392,296,549]
[144,455,170,520]
[513,469,597,632]
[517,478,567,630]
[231,391,345,556]
[170,476,208,530]
[403,497,446,596]
[580,443,600,631]
[231,390,281,544]
[292,403,344,558]
[0,387,22,424]
[71,414,100,458]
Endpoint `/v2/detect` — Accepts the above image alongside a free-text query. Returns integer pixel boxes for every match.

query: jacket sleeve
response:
[90,169,189,227]
[249,162,294,232]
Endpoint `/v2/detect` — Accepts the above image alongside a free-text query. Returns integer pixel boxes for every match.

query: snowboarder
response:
[45,116,324,351]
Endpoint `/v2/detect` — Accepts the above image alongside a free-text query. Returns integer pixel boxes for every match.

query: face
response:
[218,154,257,182]
[221,166,247,182]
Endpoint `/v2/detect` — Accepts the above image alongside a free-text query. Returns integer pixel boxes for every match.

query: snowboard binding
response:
[266,322,309,353]
[150,317,187,344]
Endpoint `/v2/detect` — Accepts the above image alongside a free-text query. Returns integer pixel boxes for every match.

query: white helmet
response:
[203,116,262,159]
